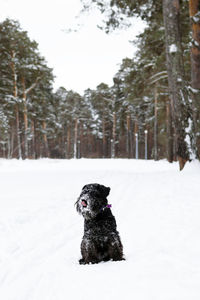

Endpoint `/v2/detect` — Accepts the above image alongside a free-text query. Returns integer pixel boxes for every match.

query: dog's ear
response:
[82,184,93,191]
[82,184,88,191]
[100,185,110,198]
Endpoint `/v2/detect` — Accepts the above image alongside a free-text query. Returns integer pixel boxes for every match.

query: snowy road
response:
[0,159,200,300]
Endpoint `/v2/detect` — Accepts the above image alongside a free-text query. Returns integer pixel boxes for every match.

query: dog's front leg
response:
[80,238,100,264]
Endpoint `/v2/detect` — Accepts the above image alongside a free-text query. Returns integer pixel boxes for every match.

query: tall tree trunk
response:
[74,118,78,159]
[15,105,22,159]
[111,112,116,158]
[166,97,174,162]
[67,126,71,158]
[78,121,83,159]
[189,0,200,158]
[34,121,40,159]
[86,127,91,157]
[162,0,190,170]
[22,77,28,158]
[2,142,6,158]
[129,117,134,158]
[144,129,148,160]
[154,83,158,160]
[7,133,11,159]
[134,120,138,159]
[10,125,15,158]
[11,50,22,159]
[22,76,40,158]
[42,121,49,157]
[31,120,36,159]
[134,120,139,159]
[126,114,131,158]
[102,116,106,158]
[62,125,67,158]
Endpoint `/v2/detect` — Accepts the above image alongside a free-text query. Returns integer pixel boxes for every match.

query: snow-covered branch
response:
[25,77,40,95]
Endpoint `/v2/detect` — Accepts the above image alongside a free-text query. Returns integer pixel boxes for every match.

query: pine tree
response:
[0,19,54,158]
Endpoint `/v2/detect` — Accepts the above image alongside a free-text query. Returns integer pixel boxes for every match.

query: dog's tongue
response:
[82,200,87,207]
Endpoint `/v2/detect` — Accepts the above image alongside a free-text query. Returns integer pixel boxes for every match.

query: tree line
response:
[81,0,200,169]
[0,0,200,169]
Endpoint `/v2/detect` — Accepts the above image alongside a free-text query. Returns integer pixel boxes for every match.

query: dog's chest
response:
[84,215,116,237]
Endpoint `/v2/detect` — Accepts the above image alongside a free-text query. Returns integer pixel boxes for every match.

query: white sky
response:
[0,0,144,94]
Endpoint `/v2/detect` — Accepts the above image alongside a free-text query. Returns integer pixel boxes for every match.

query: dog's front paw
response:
[79,258,86,265]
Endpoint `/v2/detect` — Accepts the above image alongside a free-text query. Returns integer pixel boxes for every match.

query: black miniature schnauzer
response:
[75,183,124,264]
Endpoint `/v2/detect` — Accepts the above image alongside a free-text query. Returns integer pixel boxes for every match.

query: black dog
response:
[75,183,124,264]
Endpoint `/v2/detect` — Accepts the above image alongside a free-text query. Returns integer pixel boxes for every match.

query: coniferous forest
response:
[0,1,200,170]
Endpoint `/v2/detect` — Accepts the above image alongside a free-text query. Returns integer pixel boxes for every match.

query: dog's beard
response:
[76,195,97,220]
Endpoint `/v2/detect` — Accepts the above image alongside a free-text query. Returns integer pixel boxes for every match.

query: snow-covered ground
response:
[0,158,200,300]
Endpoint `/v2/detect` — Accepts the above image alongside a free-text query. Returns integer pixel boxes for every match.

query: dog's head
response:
[75,183,110,220]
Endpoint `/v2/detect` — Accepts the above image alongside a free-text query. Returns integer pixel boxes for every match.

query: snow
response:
[192,11,200,23]
[194,40,200,47]
[0,158,200,300]
[188,86,200,94]
[169,44,177,53]
[185,118,194,159]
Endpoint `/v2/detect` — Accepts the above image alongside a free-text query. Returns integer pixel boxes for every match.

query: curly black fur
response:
[75,183,124,264]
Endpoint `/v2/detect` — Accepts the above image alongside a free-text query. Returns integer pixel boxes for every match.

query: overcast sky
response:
[0,0,144,94]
